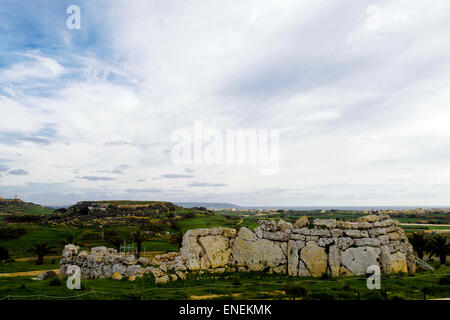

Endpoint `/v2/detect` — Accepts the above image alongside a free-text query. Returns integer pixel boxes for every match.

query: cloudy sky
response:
[1,0,450,207]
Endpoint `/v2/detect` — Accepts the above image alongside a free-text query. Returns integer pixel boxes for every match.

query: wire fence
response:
[1,273,449,300]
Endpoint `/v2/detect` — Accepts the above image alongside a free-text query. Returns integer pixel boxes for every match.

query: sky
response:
[1,0,450,207]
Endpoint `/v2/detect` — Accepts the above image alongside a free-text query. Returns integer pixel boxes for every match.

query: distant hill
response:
[0,197,54,215]
[62,200,181,216]
[175,202,241,209]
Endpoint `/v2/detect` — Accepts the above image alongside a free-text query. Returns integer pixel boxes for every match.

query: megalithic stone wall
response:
[179,215,416,277]
[59,214,416,284]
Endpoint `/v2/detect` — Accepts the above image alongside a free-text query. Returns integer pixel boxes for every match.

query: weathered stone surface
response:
[353,238,381,247]
[378,235,389,245]
[352,222,372,230]
[359,215,378,223]
[298,260,311,277]
[313,219,336,229]
[406,253,416,275]
[318,237,334,247]
[292,227,310,235]
[330,229,344,237]
[277,219,293,232]
[344,230,369,238]
[340,247,381,275]
[137,257,149,266]
[368,228,386,237]
[310,229,331,237]
[155,275,170,284]
[335,237,353,250]
[379,245,391,274]
[198,235,231,268]
[336,221,352,229]
[287,240,299,276]
[305,236,319,242]
[300,241,328,277]
[290,233,306,241]
[62,244,79,258]
[259,220,277,232]
[253,227,263,239]
[180,229,203,271]
[293,216,309,228]
[339,266,355,277]
[60,217,415,282]
[328,245,340,277]
[237,227,257,242]
[232,237,286,271]
[262,231,290,241]
[387,232,402,241]
[390,252,408,273]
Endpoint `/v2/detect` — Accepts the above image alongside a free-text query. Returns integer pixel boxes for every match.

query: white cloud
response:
[1,1,450,206]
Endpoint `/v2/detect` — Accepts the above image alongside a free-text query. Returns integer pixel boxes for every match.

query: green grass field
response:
[0,265,449,300]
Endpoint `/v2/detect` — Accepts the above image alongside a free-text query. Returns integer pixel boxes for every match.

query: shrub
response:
[439,275,450,286]
[0,226,27,240]
[0,246,10,262]
[49,277,62,286]
[284,284,308,300]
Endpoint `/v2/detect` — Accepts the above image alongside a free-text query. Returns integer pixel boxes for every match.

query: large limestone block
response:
[359,215,378,223]
[313,219,336,229]
[328,245,340,277]
[259,220,277,232]
[298,260,311,277]
[277,219,293,232]
[335,237,354,250]
[287,240,299,276]
[390,251,408,273]
[340,247,381,276]
[300,241,328,277]
[237,227,257,242]
[406,253,416,275]
[293,216,309,228]
[180,230,203,270]
[232,238,286,271]
[198,235,231,268]
[344,230,369,238]
[379,245,391,274]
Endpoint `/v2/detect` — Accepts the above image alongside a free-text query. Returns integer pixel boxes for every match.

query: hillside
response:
[0,197,54,215]
[61,200,182,216]
[175,202,241,209]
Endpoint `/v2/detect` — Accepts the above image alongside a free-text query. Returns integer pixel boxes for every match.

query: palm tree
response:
[131,231,148,258]
[427,234,450,265]
[408,233,428,259]
[28,242,56,265]
[64,232,82,246]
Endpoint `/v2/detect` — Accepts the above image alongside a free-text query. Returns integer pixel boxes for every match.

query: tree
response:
[28,242,56,265]
[408,232,428,259]
[108,236,124,251]
[284,284,308,300]
[64,232,82,246]
[0,246,10,262]
[170,232,184,249]
[131,231,148,258]
[427,234,450,265]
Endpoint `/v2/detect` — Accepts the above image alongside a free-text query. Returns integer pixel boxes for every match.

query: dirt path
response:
[14,256,60,262]
[0,269,59,278]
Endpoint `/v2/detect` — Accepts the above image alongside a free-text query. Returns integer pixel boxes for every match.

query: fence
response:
[1,273,448,300]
